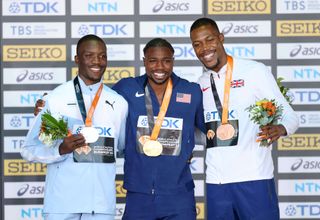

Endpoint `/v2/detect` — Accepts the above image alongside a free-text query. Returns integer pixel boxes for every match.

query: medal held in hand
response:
[142,79,173,157]
[80,126,99,143]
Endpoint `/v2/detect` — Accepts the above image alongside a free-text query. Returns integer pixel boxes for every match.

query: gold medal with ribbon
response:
[143,79,173,157]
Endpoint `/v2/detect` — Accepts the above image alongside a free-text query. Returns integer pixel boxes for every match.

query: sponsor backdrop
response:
[1,0,319,219]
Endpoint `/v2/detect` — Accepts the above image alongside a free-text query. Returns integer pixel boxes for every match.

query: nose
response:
[92,55,100,64]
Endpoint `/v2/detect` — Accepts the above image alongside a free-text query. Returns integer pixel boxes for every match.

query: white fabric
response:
[198,57,299,184]
[21,76,128,214]
[44,213,115,220]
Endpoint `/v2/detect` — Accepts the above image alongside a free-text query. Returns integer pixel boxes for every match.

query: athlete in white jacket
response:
[21,35,128,220]
[190,17,299,220]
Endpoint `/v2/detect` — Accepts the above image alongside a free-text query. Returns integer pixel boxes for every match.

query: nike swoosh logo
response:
[202,87,210,92]
[135,92,144,97]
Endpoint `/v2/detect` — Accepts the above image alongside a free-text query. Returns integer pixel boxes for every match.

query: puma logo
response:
[105,100,115,110]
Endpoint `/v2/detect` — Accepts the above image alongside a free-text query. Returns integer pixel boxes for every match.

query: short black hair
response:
[190,17,220,33]
[143,38,174,55]
[76,34,106,55]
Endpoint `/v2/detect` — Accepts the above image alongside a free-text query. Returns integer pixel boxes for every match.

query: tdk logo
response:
[156,24,186,35]
[294,90,320,104]
[205,110,236,122]
[78,24,128,36]
[9,1,58,13]
[173,44,195,60]
[10,115,34,128]
[285,204,320,217]
[88,2,118,13]
[76,126,112,137]
[138,116,183,129]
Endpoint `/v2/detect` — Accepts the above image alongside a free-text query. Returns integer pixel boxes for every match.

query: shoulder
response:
[176,76,201,92]
[234,57,267,71]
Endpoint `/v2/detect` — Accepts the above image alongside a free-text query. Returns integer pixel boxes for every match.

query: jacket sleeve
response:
[255,64,299,136]
[117,98,128,151]
[20,101,68,164]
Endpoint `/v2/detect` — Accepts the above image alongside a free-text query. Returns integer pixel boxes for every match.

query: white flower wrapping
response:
[39,111,69,146]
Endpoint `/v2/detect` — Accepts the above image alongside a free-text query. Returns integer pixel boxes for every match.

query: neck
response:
[148,79,169,105]
[78,74,101,86]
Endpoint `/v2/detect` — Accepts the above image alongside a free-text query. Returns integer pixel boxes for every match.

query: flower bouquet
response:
[39,110,70,146]
[246,99,283,147]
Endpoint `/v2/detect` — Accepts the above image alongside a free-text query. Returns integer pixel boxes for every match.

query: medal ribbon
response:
[145,78,173,141]
[73,76,103,127]
[210,55,233,124]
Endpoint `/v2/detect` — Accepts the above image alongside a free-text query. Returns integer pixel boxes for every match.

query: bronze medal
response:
[143,140,163,157]
[216,123,235,140]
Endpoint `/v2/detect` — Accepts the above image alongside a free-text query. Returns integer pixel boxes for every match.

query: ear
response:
[219,33,224,44]
[75,55,79,64]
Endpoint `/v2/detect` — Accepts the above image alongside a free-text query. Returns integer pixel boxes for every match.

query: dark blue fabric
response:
[122,190,196,220]
[206,179,280,220]
[112,73,205,195]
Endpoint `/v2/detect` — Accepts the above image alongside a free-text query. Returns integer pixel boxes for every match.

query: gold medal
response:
[143,140,163,157]
[216,123,235,140]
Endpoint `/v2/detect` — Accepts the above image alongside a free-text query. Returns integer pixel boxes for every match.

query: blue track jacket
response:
[113,73,205,195]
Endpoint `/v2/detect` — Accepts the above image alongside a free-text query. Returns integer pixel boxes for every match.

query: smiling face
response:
[75,39,107,85]
[143,46,174,86]
[190,24,227,72]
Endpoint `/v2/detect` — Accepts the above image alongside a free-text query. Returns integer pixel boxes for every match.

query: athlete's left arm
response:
[194,85,206,133]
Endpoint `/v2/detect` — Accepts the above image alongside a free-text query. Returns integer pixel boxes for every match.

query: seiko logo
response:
[209,0,269,12]
[104,67,134,83]
[116,181,126,197]
[7,47,62,58]
[3,45,66,61]
[4,160,46,176]
[290,45,320,57]
[17,184,44,196]
[278,134,320,149]
[221,23,258,34]
[16,70,53,82]
[153,0,189,12]
[279,21,320,35]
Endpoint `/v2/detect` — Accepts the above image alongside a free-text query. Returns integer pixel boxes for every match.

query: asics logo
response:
[135,92,144,97]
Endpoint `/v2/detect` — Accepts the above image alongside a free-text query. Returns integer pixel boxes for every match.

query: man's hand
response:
[34,93,47,116]
[258,124,287,145]
[59,134,87,155]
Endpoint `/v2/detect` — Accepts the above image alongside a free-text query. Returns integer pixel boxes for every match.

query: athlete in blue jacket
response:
[112,38,205,220]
